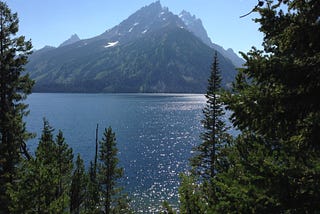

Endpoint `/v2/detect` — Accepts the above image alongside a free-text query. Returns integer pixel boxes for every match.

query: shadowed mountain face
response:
[27,1,238,93]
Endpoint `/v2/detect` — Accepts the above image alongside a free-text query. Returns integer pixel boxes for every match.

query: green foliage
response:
[97,127,131,213]
[221,0,320,212]
[83,161,100,214]
[160,201,176,214]
[56,130,74,210]
[190,52,232,180]
[0,1,34,212]
[180,52,233,213]
[179,174,206,214]
[7,124,132,214]
[8,120,74,213]
[181,1,320,211]
[70,154,87,214]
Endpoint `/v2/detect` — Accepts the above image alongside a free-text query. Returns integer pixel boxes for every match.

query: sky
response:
[6,0,264,55]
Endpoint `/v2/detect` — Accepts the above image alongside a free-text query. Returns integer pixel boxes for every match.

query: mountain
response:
[31,45,55,57]
[26,1,237,93]
[179,10,245,67]
[59,34,81,47]
[179,10,213,47]
[82,2,185,46]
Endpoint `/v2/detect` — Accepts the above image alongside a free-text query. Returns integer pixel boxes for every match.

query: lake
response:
[25,93,225,212]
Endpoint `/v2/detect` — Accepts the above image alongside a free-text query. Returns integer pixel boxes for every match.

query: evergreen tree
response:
[7,157,38,213]
[98,127,131,214]
[55,130,74,212]
[186,52,232,209]
[179,174,205,214]
[190,52,231,180]
[70,154,87,214]
[83,162,100,213]
[34,119,59,212]
[223,0,320,211]
[82,125,100,213]
[180,52,233,212]
[0,1,33,212]
[8,120,56,213]
[9,120,74,213]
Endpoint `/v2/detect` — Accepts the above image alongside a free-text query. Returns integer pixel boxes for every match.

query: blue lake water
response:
[25,93,231,212]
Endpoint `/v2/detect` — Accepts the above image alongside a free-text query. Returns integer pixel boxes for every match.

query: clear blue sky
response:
[7,0,263,55]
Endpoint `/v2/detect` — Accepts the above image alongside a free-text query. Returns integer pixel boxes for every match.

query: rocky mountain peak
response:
[179,10,198,25]
[59,34,80,47]
[142,0,162,12]
[179,10,212,47]
[94,1,185,45]
[179,10,244,67]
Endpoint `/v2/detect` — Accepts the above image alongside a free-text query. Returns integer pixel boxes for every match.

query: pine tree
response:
[70,154,87,214]
[179,174,206,214]
[55,130,74,212]
[9,120,75,213]
[98,127,131,214]
[223,0,320,211]
[0,1,33,212]
[8,120,56,213]
[83,163,100,213]
[179,52,233,212]
[190,52,231,180]
[7,157,37,213]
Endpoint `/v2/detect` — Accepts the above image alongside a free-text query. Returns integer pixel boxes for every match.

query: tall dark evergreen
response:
[179,52,232,213]
[222,0,320,211]
[190,52,231,179]
[0,1,33,212]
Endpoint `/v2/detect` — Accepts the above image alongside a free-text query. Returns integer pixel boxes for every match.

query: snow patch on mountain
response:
[104,41,119,48]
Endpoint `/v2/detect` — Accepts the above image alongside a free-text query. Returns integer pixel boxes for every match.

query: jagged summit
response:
[143,0,162,11]
[179,10,213,47]
[59,34,80,47]
[179,10,244,67]
[179,10,199,25]
[90,1,185,45]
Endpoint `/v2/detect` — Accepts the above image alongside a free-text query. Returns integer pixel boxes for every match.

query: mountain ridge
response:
[27,1,238,93]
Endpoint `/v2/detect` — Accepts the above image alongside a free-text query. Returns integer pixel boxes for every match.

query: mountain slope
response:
[26,1,237,93]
